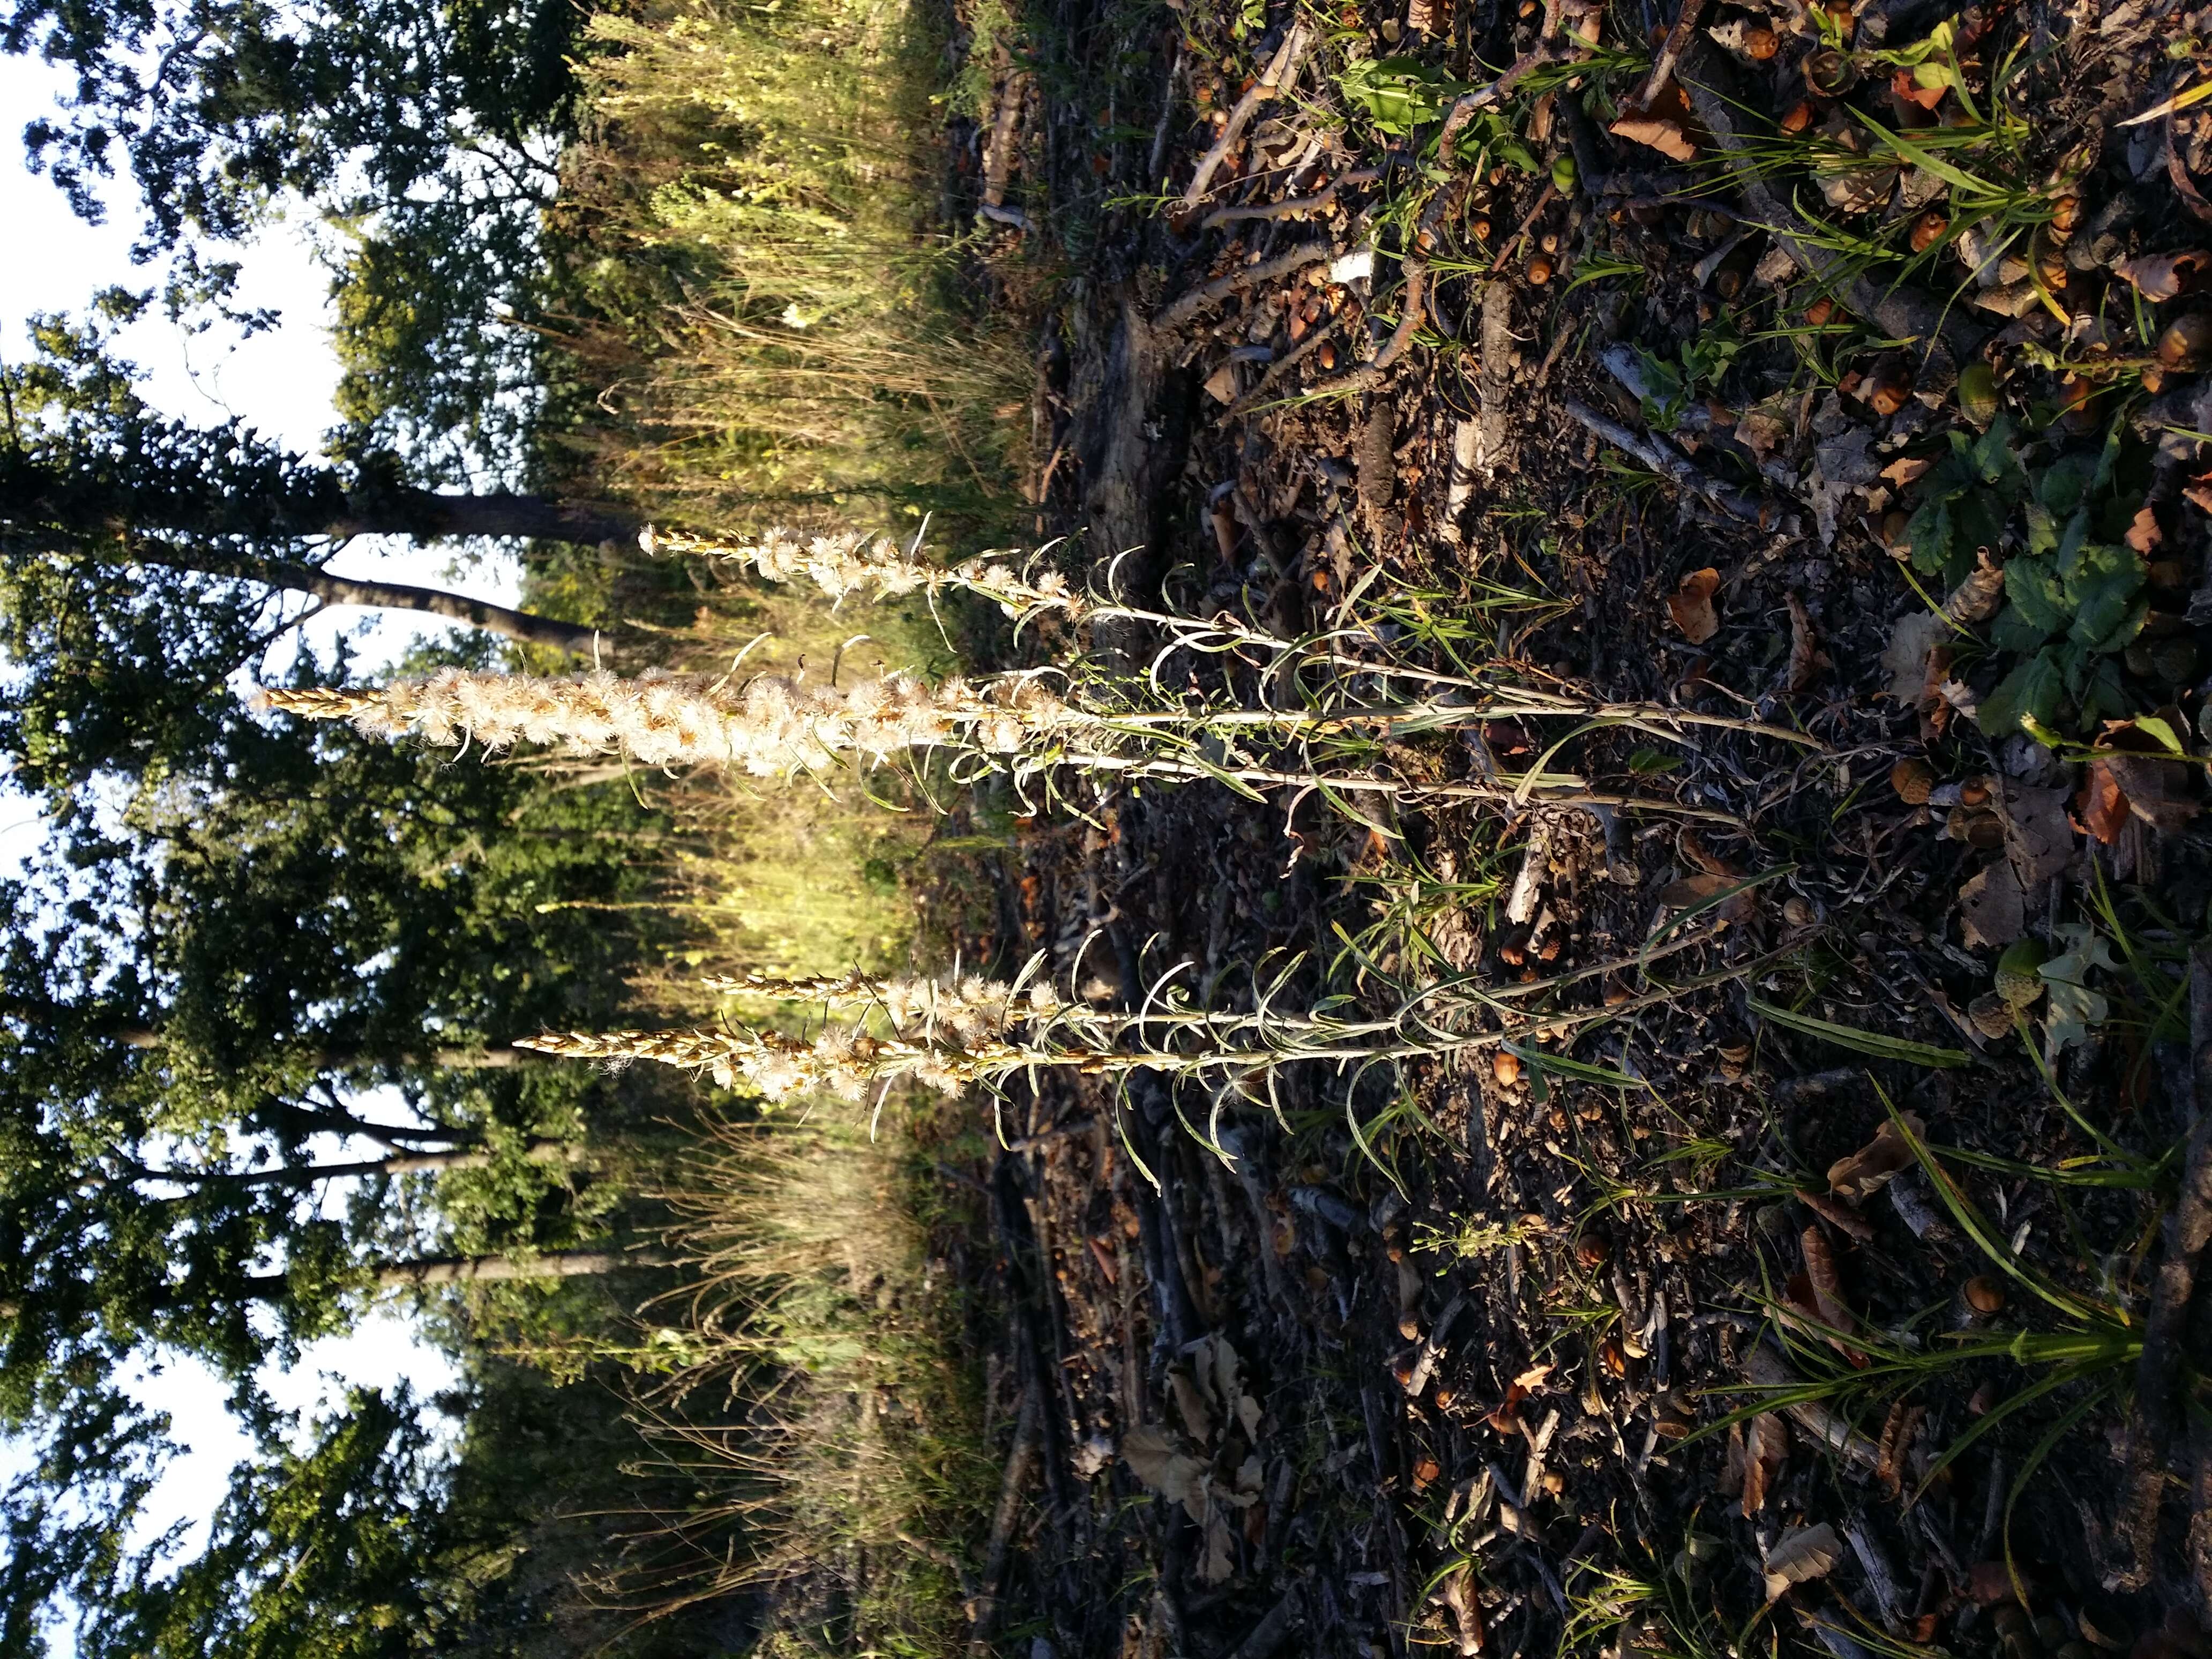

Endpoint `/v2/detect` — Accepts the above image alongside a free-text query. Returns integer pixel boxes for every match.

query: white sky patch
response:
[0,48,517,1601]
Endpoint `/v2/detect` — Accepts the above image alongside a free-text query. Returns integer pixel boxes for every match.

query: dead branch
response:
[1178,22,1317,213]
[1155,241,1336,332]
[1200,163,1385,232]
[1561,399,1773,525]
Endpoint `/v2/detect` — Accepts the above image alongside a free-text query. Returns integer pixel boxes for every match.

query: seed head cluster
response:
[521,971,1065,1102]
[261,667,1075,774]
[642,525,1084,618]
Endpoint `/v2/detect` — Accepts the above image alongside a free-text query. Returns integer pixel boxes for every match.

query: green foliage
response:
[1966,424,2151,739]
[1904,415,2029,586]
[1335,54,1461,137]
[1633,326,1746,427]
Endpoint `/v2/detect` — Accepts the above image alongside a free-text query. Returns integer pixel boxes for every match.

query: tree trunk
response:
[117,1025,546,1072]
[131,544,608,656]
[371,1247,669,1288]
[325,485,639,547]
[1,454,640,550]
[134,1139,589,1189]
[240,1246,669,1301]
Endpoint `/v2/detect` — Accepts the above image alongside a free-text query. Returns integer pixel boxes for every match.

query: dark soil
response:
[932,0,2212,1651]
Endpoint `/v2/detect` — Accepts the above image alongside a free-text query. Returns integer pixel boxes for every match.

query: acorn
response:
[1471,214,1493,241]
[1575,1231,1612,1269]
[2049,193,2081,239]
[1892,758,1936,804]
[1863,358,1914,416]
[1780,99,1816,134]
[2158,314,2212,371]
[1968,993,2015,1039]
[1743,24,1779,57]
[1996,939,2047,1008]
[1947,806,2005,849]
[1805,295,1837,326]
[1964,1275,2007,1315]
[1804,48,1856,95]
[1318,341,1337,370]
[2057,372,2098,432]
[1910,210,1949,252]
[1957,361,2000,427]
[1879,507,1913,551]
[1527,254,1554,286]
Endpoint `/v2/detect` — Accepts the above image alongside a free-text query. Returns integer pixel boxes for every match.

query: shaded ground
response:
[925,0,2212,1651]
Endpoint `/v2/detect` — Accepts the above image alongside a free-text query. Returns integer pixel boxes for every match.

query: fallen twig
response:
[1636,0,1708,107]
[1742,1342,1881,1470]
[1562,398,1772,525]
[1155,241,1336,332]
[1200,162,1386,232]
[1177,21,1316,213]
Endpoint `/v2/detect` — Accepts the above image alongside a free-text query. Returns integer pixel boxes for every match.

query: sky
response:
[0,48,496,1579]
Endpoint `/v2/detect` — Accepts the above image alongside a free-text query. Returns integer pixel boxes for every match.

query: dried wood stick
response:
[1562,399,1770,524]
[1155,241,1335,332]
[1636,0,1708,107]
[1200,163,1386,231]
[1742,1342,1881,1469]
[1178,21,1316,212]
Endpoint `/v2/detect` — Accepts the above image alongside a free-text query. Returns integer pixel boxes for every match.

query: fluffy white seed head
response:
[261,668,1077,776]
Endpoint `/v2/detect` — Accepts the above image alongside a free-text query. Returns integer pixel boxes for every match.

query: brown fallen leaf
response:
[2082,758,2131,844]
[1170,1366,1214,1442]
[1610,114,1697,161]
[1201,1505,1235,1582]
[1439,1565,1485,1657]
[2127,503,2163,553]
[1801,1226,1866,1365]
[1957,858,2026,949]
[1486,1381,1529,1434]
[1668,567,1723,642]
[1784,593,1826,693]
[2094,722,2201,832]
[1890,66,1946,109]
[1996,778,2075,888]
[2115,249,2211,302]
[1874,1400,1926,1501]
[1944,549,2006,624]
[1657,869,1758,924]
[1882,611,1947,705]
[1764,1522,1843,1599]
[1202,361,1240,405]
[1880,454,1933,488]
[1743,1410,1789,1518]
[1122,1424,1211,1521]
[1797,1187,1875,1240]
[1827,1113,1926,1201]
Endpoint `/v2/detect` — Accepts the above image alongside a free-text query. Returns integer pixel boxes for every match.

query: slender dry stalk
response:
[519,941,1803,1122]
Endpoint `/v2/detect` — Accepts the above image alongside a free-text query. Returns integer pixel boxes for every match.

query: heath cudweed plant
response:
[513,939,1798,1127]
[261,663,1782,827]
[259,666,1074,776]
